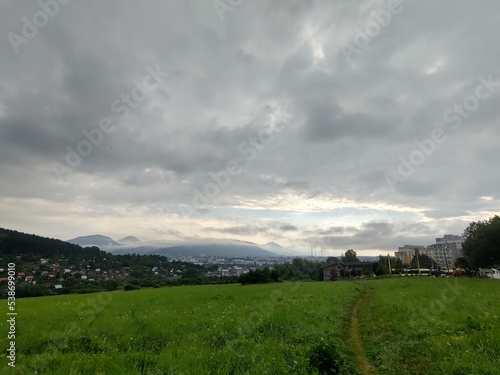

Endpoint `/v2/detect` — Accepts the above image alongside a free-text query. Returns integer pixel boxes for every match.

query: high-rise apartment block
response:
[395,235,463,269]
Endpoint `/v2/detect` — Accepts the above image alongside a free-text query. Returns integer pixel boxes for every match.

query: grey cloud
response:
[205,226,270,236]
[280,224,298,232]
[1,0,499,250]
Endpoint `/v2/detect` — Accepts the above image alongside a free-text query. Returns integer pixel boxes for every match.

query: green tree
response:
[375,263,389,276]
[393,257,404,272]
[454,257,470,269]
[105,279,119,291]
[410,252,433,268]
[181,268,203,279]
[463,215,500,268]
[341,249,359,262]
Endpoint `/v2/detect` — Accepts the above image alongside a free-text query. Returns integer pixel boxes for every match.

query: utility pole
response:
[416,249,421,276]
[387,254,392,276]
[443,247,450,274]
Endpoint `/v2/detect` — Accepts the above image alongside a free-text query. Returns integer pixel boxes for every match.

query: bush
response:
[238,267,281,285]
[140,279,154,287]
[124,284,140,291]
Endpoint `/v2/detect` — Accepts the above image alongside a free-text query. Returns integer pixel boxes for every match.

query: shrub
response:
[124,284,140,291]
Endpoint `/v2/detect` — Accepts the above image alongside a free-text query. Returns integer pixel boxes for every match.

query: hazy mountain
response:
[67,234,120,247]
[118,236,141,244]
[67,235,276,257]
[262,242,299,255]
[152,244,274,257]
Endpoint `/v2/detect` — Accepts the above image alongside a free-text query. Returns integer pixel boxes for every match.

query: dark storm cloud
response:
[299,99,394,142]
[280,224,298,232]
[1,0,499,250]
[303,221,450,252]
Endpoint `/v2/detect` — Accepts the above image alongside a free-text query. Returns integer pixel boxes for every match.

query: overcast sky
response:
[1,0,499,255]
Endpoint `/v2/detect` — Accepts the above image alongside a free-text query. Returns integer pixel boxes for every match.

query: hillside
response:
[0,227,104,259]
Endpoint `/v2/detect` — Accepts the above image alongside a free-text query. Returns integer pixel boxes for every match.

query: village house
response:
[322,262,374,281]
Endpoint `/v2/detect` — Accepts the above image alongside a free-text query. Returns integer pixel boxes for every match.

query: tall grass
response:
[0,282,360,374]
[2,278,497,374]
[358,278,500,375]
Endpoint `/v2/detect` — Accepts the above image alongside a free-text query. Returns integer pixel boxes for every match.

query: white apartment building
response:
[395,245,426,265]
[425,244,453,269]
[424,235,463,269]
[436,235,463,259]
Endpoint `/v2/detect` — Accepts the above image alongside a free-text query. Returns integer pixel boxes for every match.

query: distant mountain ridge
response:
[262,242,299,255]
[66,233,276,257]
[67,234,121,247]
[152,244,274,257]
[118,236,141,244]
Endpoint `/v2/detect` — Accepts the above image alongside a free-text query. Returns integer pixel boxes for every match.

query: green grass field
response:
[1,278,499,374]
[359,278,500,375]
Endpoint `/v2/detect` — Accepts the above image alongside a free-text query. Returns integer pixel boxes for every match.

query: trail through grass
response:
[348,290,375,375]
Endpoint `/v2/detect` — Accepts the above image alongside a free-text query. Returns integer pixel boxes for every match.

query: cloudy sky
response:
[1,0,499,256]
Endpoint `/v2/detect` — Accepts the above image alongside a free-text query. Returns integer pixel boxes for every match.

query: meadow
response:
[359,278,500,375]
[0,278,499,374]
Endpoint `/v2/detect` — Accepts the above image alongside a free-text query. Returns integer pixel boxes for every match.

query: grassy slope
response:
[0,282,360,375]
[2,278,498,374]
[358,278,500,375]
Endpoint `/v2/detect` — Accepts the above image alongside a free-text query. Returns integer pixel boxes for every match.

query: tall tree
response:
[342,249,359,262]
[410,252,433,268]
[463,215,500,268]
[454,257,470,269]
[377,255,403,274]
